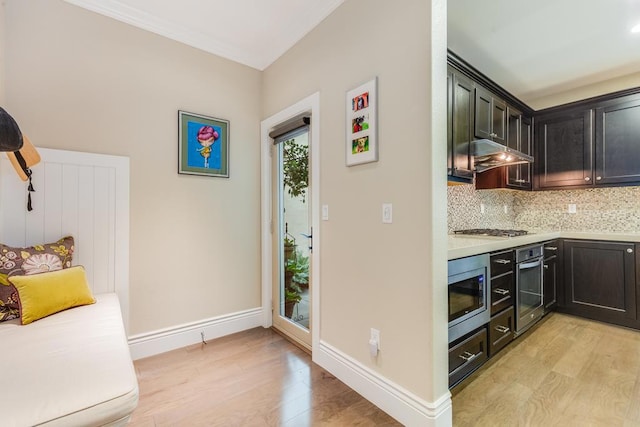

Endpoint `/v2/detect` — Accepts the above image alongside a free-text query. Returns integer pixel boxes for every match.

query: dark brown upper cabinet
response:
[474,86,506,145]
[447,67,475,181]
[476,109,532,190]
[595,97,640,185]
[534,110,593,189]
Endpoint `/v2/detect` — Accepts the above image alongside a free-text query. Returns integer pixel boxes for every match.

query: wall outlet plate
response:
[568,204,577,214]
[382,203,392,224]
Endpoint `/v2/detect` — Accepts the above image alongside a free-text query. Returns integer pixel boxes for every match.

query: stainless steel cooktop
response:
[453,228,529,238]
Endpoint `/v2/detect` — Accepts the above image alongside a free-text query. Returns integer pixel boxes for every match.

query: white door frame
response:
[260,92,320,352]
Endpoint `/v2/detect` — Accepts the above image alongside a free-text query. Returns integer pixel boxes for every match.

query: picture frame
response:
[178,110,229,177]
[346,77,378,166]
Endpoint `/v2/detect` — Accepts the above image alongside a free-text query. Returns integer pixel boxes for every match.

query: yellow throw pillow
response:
[9,266,96,325]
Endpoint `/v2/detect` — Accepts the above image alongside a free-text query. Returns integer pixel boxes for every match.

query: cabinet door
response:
[474,86,492,141]
[536,110,593,189]
[450,71,475,179]
[595,97,640,185]
[474,86,506,145]
[543,255,557,311]
[518,116,533,188]
[492,97,507,145]
[506,109,528,189]
[563,240,636,328]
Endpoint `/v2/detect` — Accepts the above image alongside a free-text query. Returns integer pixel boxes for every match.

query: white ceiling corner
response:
[62,0,345,70]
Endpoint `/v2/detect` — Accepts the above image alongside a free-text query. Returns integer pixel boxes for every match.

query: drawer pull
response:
[545,246,557,251]
[493,288,510,296]
[543,264,549,269]
[459,351,478,362]
[493,259,511,265]
[494,325,510,333]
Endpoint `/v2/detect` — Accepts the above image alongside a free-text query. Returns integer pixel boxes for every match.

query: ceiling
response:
[449,0,640,105]
[62,0,345,70]
[63,0,640,106]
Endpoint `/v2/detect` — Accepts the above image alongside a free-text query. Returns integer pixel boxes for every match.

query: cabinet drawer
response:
[491,272,514,315]
[544,240,560,259]
[490,250,514,277]
[449,327,488,388]
[489,307,514,357]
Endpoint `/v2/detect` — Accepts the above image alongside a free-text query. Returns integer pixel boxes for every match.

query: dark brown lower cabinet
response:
[543,240,562,312]
[488,307,514,357]
[448,328,488,388]
[562,240,637,328]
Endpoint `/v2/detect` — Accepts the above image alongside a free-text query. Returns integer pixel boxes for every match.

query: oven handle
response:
[518,259,543,270]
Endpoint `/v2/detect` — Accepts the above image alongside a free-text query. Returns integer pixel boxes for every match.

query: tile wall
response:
[448,184,640,233]
[447,184,515,232]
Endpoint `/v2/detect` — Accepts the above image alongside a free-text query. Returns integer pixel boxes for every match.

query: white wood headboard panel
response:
[0,148,130,332]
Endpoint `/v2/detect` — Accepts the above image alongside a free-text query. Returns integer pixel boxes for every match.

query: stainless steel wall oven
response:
[448,254,490,343]
[515,244,544,335]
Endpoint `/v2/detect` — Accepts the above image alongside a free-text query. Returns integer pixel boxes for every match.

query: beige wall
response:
[527,71,640,110]
[4,0,262,334]
[0,1,5,105]
[263,0,449,402]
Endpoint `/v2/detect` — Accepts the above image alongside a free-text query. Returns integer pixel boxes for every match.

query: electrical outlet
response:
[480,203,485,214]
[568,204,577,214]
[503,204,509,214]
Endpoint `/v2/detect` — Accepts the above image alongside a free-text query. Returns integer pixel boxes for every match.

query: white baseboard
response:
[314,341,452,427]
[128,307,263,360]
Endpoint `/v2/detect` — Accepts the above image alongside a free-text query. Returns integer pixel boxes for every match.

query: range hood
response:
[471,139,533,173]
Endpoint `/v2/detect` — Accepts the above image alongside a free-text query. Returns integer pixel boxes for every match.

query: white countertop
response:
[448,231,640,260]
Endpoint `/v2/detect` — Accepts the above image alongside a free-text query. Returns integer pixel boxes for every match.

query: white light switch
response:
[322,204,329,221]
[382,203,392,224]
[568,204,577,214]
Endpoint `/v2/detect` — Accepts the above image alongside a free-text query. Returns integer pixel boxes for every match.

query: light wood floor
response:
[128,327,400,426]
[129,313,640,426]
[452,312,640,426]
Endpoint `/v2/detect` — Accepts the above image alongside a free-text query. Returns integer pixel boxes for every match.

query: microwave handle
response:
[519,259,542,270]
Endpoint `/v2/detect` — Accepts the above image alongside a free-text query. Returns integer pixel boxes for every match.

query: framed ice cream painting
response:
[178,110,229,177]
[346,77,378,166]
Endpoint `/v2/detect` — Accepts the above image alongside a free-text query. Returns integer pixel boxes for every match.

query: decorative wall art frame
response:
[346,77,378,166]
[178,110,229,177]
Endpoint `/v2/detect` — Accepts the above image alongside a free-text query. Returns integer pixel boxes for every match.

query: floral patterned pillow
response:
[0,236,74,322]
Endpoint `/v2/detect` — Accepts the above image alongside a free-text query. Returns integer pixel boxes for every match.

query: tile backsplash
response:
[447,184,515,232]
[448,184,640,233]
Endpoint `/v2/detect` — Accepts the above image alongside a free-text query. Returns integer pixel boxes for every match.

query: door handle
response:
[519,259,542,270]
[301,228,313,252]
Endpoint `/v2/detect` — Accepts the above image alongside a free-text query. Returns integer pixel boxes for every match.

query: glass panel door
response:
[272,127,311,348]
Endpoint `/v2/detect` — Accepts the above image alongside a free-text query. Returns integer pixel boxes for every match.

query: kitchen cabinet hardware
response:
[494,288,510,295]
[545,246,558,251]
[494,259,511,264]
[514,179,526,183]
[544,264,549,269]
[584,176,591,181]
[459,351,478,362]
[596,176,602,181]
[627,248,634,254]
[494,325,510,333]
